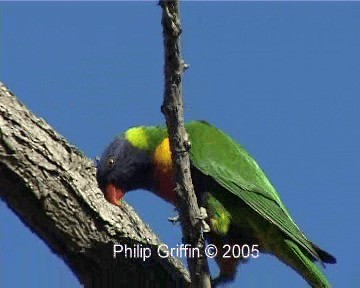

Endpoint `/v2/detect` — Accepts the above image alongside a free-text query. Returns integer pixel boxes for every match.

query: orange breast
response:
[153,138,177,205]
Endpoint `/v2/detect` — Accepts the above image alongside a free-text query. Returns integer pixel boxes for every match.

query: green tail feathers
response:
[282,239,332,288]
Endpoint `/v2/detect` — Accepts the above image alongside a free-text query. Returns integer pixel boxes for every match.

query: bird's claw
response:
[197,207,208,220]
[168,208,210,232]
[197,207,210,233]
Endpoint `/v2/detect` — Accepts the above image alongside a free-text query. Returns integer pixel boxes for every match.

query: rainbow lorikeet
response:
[96,120,336,287]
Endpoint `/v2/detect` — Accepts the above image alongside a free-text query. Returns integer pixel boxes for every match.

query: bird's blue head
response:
[96,136,153,206]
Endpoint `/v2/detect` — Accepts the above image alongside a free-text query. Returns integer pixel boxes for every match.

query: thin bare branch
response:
[159,1,212,287]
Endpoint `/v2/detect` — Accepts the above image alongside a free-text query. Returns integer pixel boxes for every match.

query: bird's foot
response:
[197,207,211,233]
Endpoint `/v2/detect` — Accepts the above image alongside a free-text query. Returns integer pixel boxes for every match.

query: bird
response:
[96,120,336,287]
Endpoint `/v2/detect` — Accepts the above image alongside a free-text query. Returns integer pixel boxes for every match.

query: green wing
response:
[186,121,321,261]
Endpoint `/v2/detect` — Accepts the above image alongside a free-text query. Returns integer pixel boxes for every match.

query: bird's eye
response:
[107,157,115,168]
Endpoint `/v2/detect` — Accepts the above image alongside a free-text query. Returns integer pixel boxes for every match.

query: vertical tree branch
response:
[160,1,211,287]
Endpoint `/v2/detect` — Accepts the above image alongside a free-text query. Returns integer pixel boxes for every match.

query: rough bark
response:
[160,1,211,287]
[0,82,190,288]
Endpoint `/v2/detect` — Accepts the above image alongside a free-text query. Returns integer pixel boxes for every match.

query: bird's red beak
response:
[105,183,125,206]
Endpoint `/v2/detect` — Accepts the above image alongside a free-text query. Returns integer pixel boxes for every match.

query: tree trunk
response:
[0,82,190,288]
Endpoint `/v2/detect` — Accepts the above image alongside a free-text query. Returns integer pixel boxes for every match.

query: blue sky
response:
[1,2,359,287]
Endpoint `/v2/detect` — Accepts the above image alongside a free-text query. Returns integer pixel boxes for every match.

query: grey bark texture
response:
[0,82,190,288]
[160,1,212,287]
